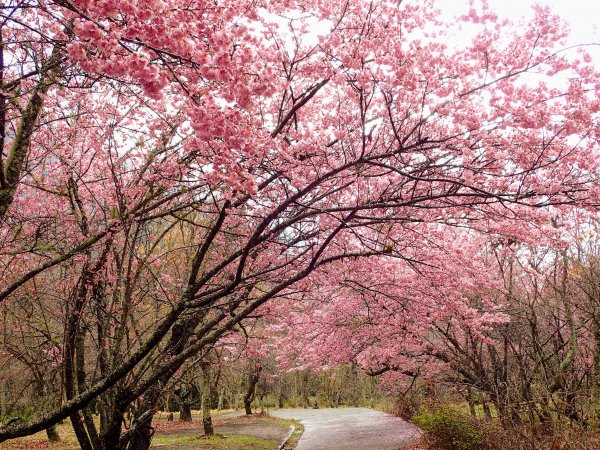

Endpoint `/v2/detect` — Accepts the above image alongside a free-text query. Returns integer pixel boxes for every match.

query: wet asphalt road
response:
[270,407,421,450]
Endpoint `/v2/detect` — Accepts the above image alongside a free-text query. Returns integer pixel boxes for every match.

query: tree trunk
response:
[179,401,192,422]
[0,379,6,418]
[592,325,600,419]
[45,425,60,442]
[244,397,252,414]
[467,387,476,417]
[244,363,262,415]
[122,410,155,450]
[468,400,476,417]
[176,384,192,422]
[100,407,126,450]
[217,388,225,411]
[564,389,580,422]
[64,284,94,450]
[201,363,214,436]
[120,314,208,450]
[482,400,491,419]
[0,46,62,220]
[76,331,102,450]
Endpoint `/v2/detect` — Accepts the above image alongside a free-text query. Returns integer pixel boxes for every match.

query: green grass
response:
[151,412,299,449]
[152,433,279,449]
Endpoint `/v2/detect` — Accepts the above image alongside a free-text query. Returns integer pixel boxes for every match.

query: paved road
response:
[270,407,421,450]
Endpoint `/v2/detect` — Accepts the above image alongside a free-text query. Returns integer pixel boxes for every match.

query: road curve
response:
[270,407,421,450]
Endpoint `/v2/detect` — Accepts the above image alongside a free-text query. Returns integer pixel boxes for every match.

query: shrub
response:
[481,422,600,450]
[413,406,485,450]
[376,397,422,420]
[0,406,36,426]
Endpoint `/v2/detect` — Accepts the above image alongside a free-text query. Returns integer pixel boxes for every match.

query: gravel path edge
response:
[277,424,295,450]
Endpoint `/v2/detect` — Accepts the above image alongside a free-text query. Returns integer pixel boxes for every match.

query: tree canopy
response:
[0,0,599,448]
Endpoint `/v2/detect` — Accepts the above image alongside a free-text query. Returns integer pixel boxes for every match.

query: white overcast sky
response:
[437,0,600,63]
[492,0,599,43]
[279,1,600,65]
[443,0,599,44]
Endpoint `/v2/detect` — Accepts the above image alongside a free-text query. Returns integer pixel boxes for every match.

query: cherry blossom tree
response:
[274,231,600,428]
[1,0,599,448]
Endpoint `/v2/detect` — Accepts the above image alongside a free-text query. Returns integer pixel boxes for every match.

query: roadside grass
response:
[151,432,278,449]
[374,398,497,420]
[0,411,302,450]
[282,421,304,450]
[153,412,299,449]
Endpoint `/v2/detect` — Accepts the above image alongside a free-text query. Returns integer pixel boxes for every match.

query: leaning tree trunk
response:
[121,408,155,450]
[36,380,61,443]
[64,289,95,450]
[0,46,62,220]
[121,313,210,450]
[244,363,262,415]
